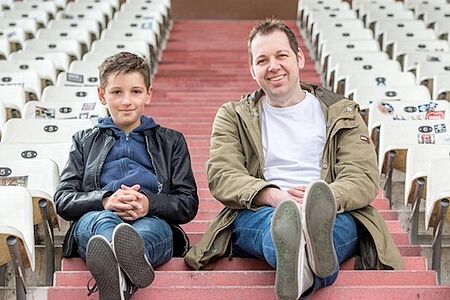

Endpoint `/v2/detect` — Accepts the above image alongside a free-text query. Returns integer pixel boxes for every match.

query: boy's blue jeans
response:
[74,210,173,267]
[232,206,359,293]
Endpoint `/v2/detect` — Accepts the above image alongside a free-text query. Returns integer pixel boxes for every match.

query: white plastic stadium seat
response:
[1,118,93,144]
[22,101,107,120]
[0,186,35,271]
[352,85,431,111]
[0,143,72,175]
[344,71,416,98]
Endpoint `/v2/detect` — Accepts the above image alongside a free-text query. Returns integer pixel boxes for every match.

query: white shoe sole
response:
[112,223,155,288]
[86,235,124,300]
[303,180,338,278]
[272,200,304,300]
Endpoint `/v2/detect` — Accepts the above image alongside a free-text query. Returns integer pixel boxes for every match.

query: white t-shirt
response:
[261,92,326,190]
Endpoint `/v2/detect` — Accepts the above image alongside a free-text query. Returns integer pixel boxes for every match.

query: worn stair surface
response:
[47,20,450,300]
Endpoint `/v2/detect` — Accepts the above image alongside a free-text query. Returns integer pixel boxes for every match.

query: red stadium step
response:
[48,285,450,300]
[55,269,437,288]
[61,256,426,273]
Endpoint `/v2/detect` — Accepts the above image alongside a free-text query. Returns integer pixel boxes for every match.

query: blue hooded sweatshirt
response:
[96,116,160,195]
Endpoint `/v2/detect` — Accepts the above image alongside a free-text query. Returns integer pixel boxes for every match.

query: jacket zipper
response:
[94,135,115,189]
[145,136,163,194]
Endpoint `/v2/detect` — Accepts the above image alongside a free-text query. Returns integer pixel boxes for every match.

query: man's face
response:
[98,71,152,132]
[249,30,305,104]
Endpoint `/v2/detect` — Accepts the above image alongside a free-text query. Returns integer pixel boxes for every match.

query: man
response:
[185,19,402,299]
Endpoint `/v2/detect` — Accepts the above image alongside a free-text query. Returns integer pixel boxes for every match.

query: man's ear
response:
[249,64,256,79]
[297,47,305,69]
[146,86,153,105]
[98,86,106,105]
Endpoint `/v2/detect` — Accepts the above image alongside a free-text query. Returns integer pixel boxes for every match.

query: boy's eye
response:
[132,90,143,94]
[111,90,121,95]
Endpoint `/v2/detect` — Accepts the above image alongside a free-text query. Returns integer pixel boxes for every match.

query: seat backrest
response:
[1,118,93,144]
[354,85,431,111]
[368,99,449,137]
[317,28,373,61]
[0,18,38,37]
[382,29,436,51]
[23,39,82,60]
[0,37,11,59]
[345,71,416,97]
[0,70,42,101]
[425,157,450,229]
[42,85,99,103]
[55,72,100,87]
[90,39,150,60]
[333,60,401,93]
[378,119,450,174]
[0,101,6,137]
[47,19,100,40]
[0,186,35,270]
[0,85,26,116]
[311,19,364,49]
[0,142,72,174]
[375,19,426,41]
[8,58,58,85]
[0,159,60,227]
[9,50,70,72]
[433,72,450,100]
[390,39,450,61]
[415,60,450,84]
[36,28,91,51]
[22,100,107,120]
[320,39,380,69]
[404,144,450,207]
[325,51,389,86]
[403,51,450,71]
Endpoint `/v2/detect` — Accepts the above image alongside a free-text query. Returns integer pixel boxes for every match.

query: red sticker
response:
[425,111,445,120]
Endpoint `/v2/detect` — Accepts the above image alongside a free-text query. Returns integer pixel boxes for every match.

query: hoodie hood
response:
[96,116,158,134]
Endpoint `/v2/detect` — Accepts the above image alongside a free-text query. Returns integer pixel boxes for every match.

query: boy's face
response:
[98,71,152,132]
[249,30,305,105]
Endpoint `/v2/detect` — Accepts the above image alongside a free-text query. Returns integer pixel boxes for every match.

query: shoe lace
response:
[86,277,98,296]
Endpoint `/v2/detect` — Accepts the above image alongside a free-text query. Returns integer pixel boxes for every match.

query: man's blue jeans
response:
[232,206,359,293]
[74,210,173,268]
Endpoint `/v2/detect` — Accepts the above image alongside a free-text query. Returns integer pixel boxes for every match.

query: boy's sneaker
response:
[112,223,155,288]
[272,200,313,300]
[86,235,136,300]
[303,180,338,278]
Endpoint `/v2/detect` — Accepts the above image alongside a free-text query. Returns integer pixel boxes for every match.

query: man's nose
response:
[268,58,281,72]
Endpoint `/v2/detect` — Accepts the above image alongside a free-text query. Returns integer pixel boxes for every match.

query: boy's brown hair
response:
[247,18,299,64]
[98,52,152,89]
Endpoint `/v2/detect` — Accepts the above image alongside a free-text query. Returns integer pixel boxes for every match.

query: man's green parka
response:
[185,82,403,271]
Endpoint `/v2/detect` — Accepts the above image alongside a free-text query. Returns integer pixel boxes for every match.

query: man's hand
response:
[287,185,306,204]
[253,186,306,207]
[102,184,150,221]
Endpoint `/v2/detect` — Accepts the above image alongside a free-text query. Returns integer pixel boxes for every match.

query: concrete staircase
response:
[46,20,450,300]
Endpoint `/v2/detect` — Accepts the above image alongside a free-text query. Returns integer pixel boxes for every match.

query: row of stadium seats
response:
[299,0,450,284]
[0,0,173,298]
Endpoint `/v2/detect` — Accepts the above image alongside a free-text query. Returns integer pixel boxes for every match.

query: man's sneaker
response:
[112,223,155,288]
[86,235,136,300]
[303,180,338,278]
[272,200,313,300]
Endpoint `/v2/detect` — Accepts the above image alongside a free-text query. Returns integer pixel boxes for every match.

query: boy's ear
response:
[145,86,153,105]
[98,86,106,105]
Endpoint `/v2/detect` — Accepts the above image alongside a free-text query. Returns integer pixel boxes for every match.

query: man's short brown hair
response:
[248,18,299,64]
[98,52,152,89]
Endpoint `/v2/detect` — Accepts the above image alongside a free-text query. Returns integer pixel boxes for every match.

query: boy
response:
[55,52,199,300]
